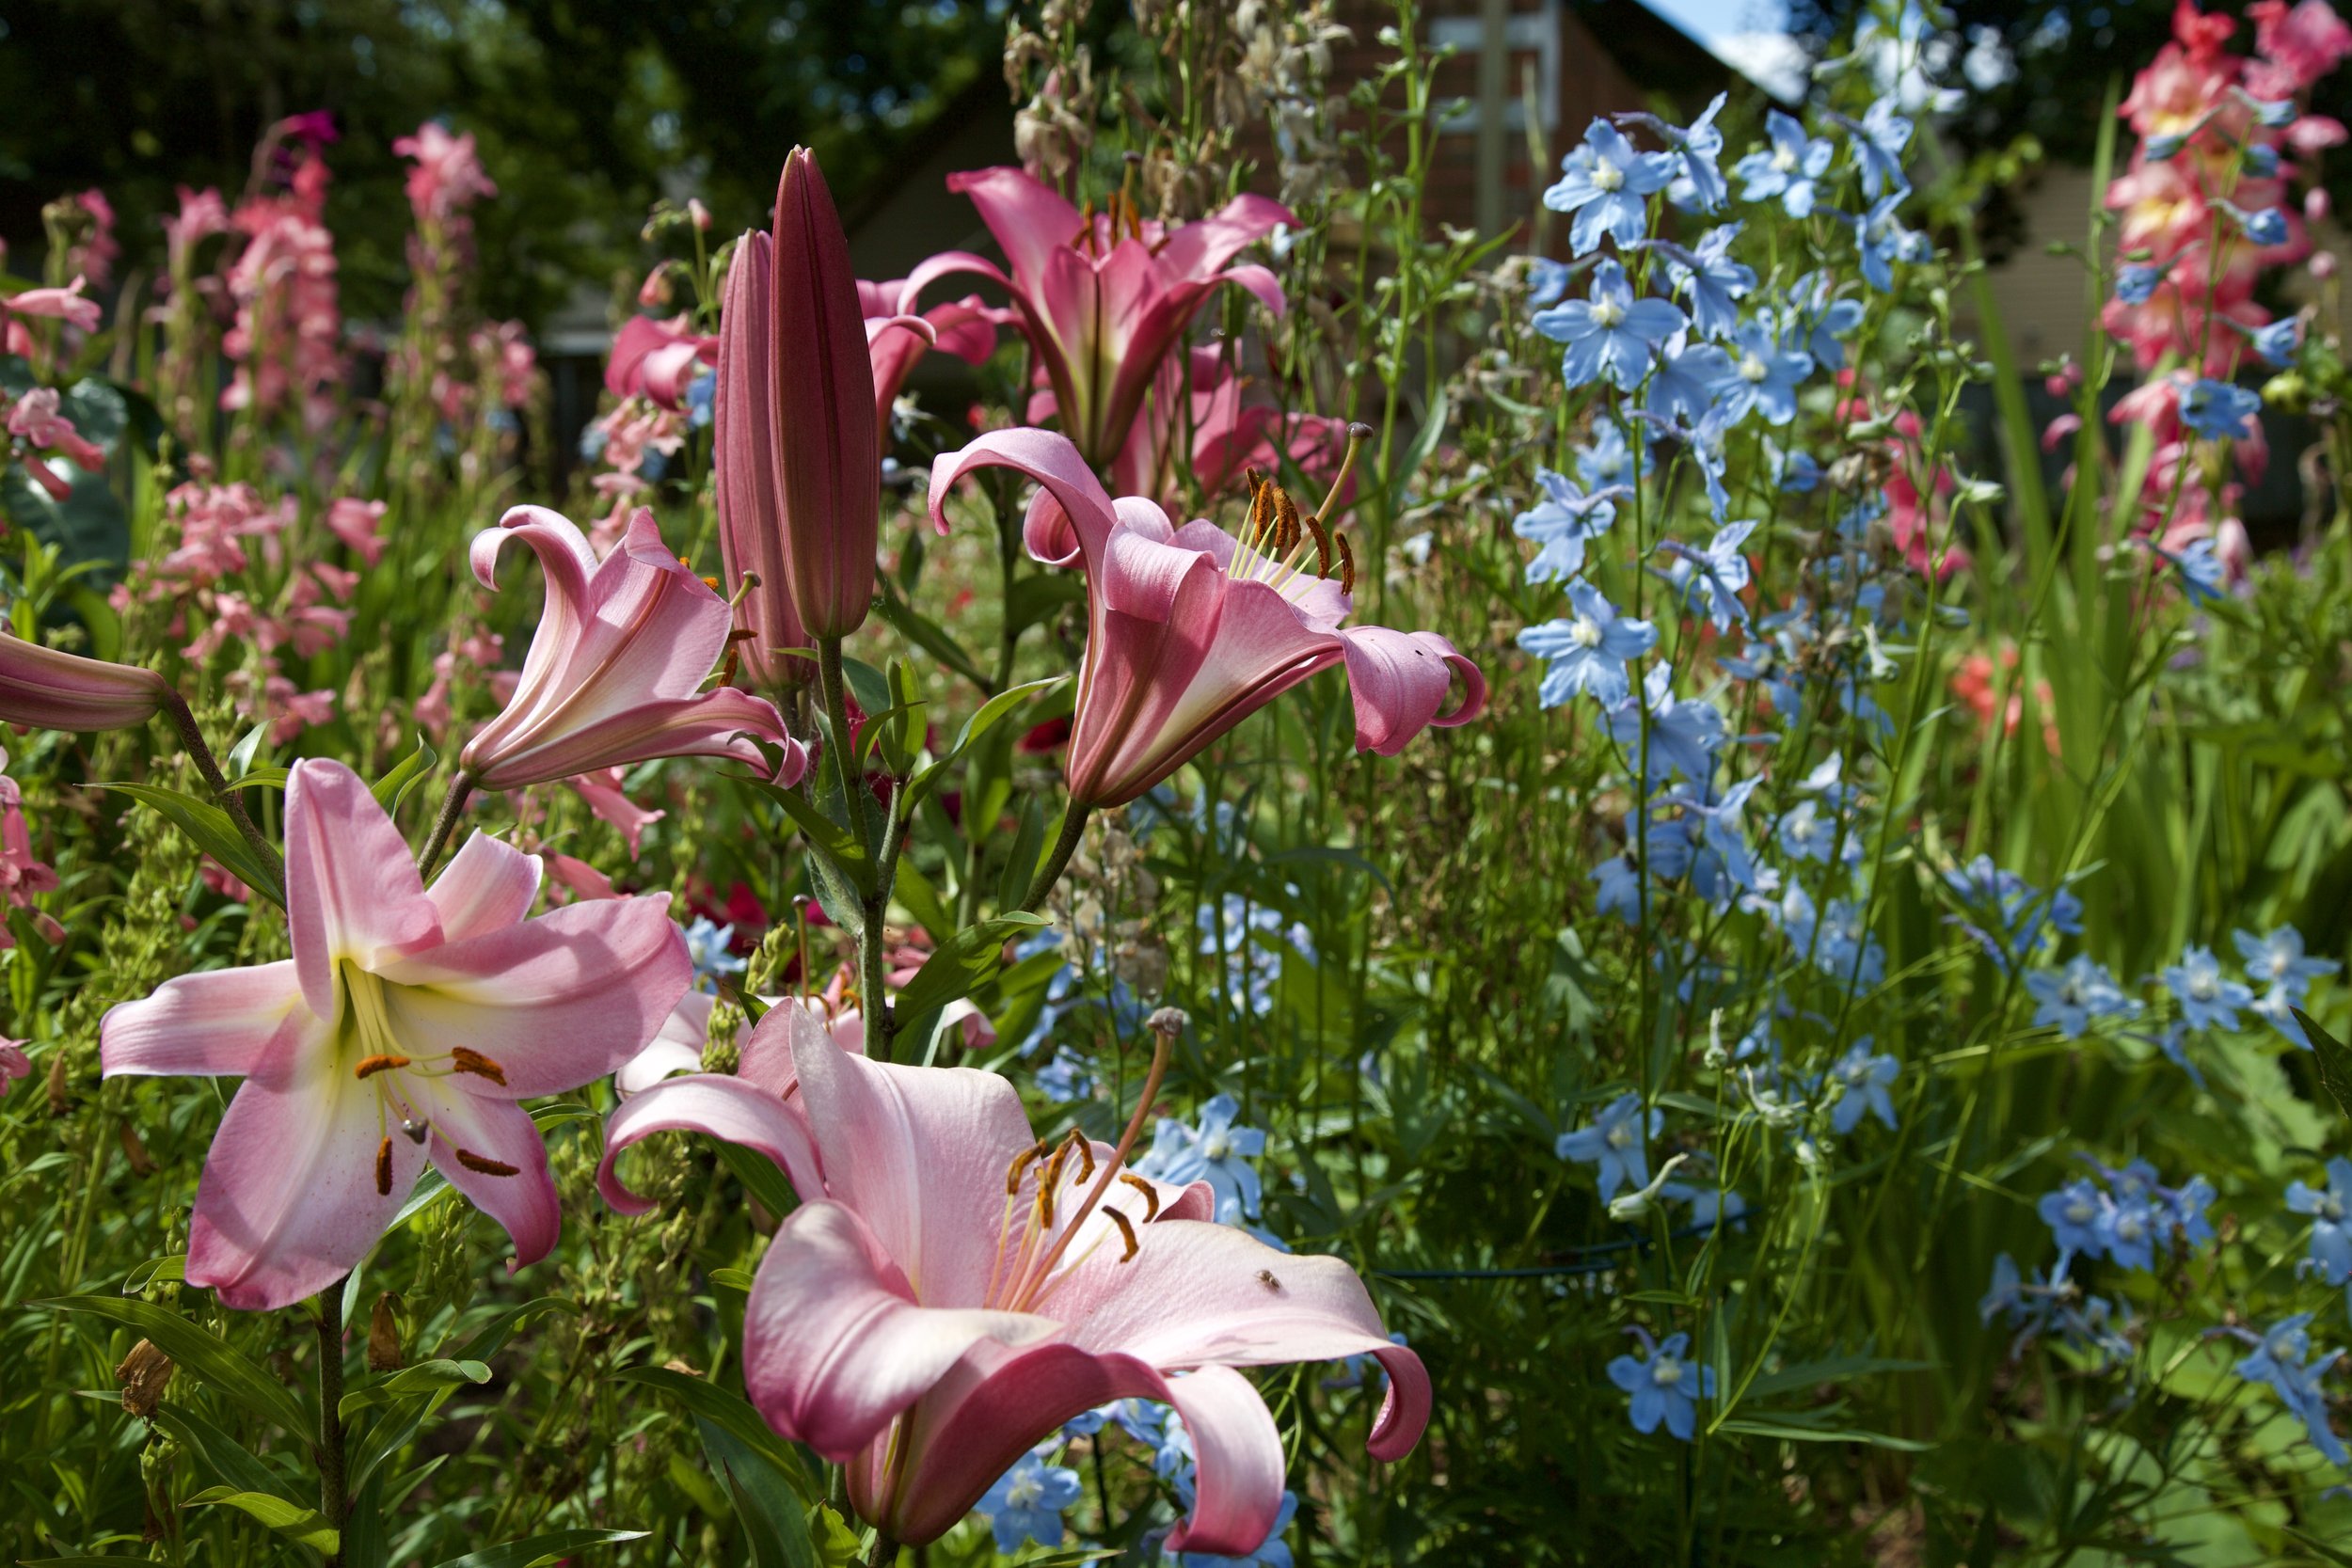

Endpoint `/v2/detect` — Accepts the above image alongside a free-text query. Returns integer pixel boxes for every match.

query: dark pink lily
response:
[606,314,716,413]
[929,166,1293,470]
[598,1002,1425,1553]
[859,258,1006,448]
[101,758,692,1308]
[1112,347,1355,510]
[930,428,1486,808]
[460,505,807,790]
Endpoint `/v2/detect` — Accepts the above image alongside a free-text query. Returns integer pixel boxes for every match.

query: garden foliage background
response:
[4,0,2352,1563]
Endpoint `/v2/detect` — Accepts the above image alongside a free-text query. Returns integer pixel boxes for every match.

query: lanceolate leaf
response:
[36,1294,309,1434]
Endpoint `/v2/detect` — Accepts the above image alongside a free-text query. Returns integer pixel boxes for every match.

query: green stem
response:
[415,773,475,880]
[316,1280,349,1565]
[864,780,910,1060]
[161,689,283,888]
[1020,805,1092,912]
[817,637,872,847]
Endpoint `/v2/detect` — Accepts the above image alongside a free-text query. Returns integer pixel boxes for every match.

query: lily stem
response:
[1020,804,1092,912]
[864,778,909,1061]
[415,772,475,879]
[863,1532,900,1568]
[816,637,872,847]
[160,689,283,889]
[316,1278,348,1565]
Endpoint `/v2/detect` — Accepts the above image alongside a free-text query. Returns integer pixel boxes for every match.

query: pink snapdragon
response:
[0,751,59,936]
[326,497,389,565]
[930,429,1486,808]
[394,122,499,229]
[566,767,666,858]
[101,759,692,1309]
[0,1037,27,1096]
[220,149,342,427]
[598,1003,1426,1552]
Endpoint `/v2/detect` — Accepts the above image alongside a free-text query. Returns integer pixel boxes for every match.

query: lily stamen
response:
[1104,1207,1140,1261]
[1119,1170,1163,1221]
[449,1047,509,1086]
[454,1148,520,1178]
[374,1135,393,1196]
[355,1053,410,1080]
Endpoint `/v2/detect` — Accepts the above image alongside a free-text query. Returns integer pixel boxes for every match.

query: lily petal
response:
[1337,626,1489,756]
[285,760,440,1019]
[596,1070,822,1215]
[101,960,307,1083]
[426,831,542,942]
[415,1085,562,1272]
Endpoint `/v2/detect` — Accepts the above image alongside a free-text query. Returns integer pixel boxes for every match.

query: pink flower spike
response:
[460,505,808,791]
[326,498,389,566]
[930,428,1486,808]
[5,276,103,333]
[566,766,666,857]
[100,758,693,1309]
[596,1004,1426,1553]
[0,1037,28,1097]
[0,632,174,732]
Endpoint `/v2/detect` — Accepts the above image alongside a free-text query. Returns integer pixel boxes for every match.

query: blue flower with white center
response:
[1513,467,1624,585]
[2026,955,2141,1038]
[1781,272,1867,371]
[1197,895,1313,1018]
[1176,1489,1298,1568]
[1840,95,1914,198]
[1525,255,1573,309]
[1816,896,1885,991]
[1775,800,1856,865]
[975,1449,1083,1555]
[2180,379,2263,441]
[1518,581,1659,709]
[2039,1177,2111,1260]
[2232,1317,2351,1465]
[1535,260,1688,389]
[2233,926,2341,1005]
[2249,93,2298,128]
[1608,662,1726,786]
[2169,1173,2217,1248]
[1660,517,1756,635]
[2152,1020,2206,1087]
[1850,192,1930,293]
[1575,419,1650,490]
[1648,779,1763,902]
[2239,315,2303,367]
[1942,856,2082,971]
[1035,1045,1092,1104]
[2114,260,2169,305]
[1669,93,1730,211]
[1735,110,1835,217]
[680,917,745,994]
[2288,1158,2352,1288]
[684,367,716,429]
[2162,943,2253,1032]
[1136,1092,1265,1224]
[1647,225,1755,340]
[1827,1040,1899,1133]
[1710,323,1813,427]
[1608,1328,1715,1440]
[1556,1090,1660,1199]
[2157,537,2228,606]
[2098,1193,2161,1271]
[1544,119,1677,255]
[1645,335,1734,426]
[1592,855,1644,923]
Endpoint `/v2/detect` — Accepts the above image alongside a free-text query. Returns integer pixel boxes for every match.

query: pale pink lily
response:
[565,766,665,857]
[99,759,692,1309]
[930,428,1487,809]
[460,505,808,791]
[930,166,1293,470]
[598,1004,1425,1553]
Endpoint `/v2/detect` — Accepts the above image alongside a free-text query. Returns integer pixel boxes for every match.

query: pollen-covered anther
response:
[1059,1126,1096,1183]
[374,1135,394,1196]
[1336,532,1358,596]
[1119,1170,1162,1221]
[1244,468,1276,548]
[1104,1206,1140,1262]
[1273,485,1303,555]
[1303,507,1335,574]
[1005,1138,1051,1196]
[355,1053,411,1080]
[454,1148,520,1177]
[449,1047,509,1086]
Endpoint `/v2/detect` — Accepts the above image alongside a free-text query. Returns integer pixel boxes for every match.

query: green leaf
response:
[184,1485,340,1553]
[736,775,876,898]
[34,1293,309,1434]
[371,734,439,819]
[2,454,129,578]
[2298,1007,2352,1121]
[150,1402,304,1504]
[1004,569,1087,640]
[445,1296,578,1364]
[339,1357,492,1420]
[88,781,284,907]
[716,1139,801,1226]
[904,675,1069,814]
[120,1254,186,1293]
[612,1365,820,1504]
[427,1529,648,1568]
[894,912,1050,1019]
[873,575,991,690]
[994,799,1045,911]
[1713,1415,1931,1450]
[704,1417,820,1568]
[709,1266,756,1294]
[840,656,892,721]
[1385,388,1450,517]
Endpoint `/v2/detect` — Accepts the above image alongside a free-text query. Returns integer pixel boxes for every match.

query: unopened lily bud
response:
[688,198,712,232]
[369,1291,405,1371]
[0,633,173,732]
[115,1338,174,1418]
[715,230,814,687]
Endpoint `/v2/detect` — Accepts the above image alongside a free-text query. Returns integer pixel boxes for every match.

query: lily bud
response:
[771,147,879,640]
[715,230,814,688]
[0,633,173,731]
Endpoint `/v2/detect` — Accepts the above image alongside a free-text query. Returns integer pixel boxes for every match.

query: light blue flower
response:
[1575,419,1650,490]
[1648,224,1755,339]
[1735,110,1835,217]
[684,367,716,429]
[2114,261,2169,305]
[2026,956,2141,1038]
[1518,581,1658,708]
[1526,255,1573,309]
[1136,1093,1266,1224]
[1850,192,1930,293]
[2180,379,2262,440]
[1771,442,1823,494]
[2288,1158,2352,1289]
[1781,272,1866,371]
[1555,1090,1660,1199]
[2162,944,2253,1031]
[1827,1040,1899,1133]
[2233,926,2340,1004]
[1645,335,1734,426]
[2039,1177,2111,1259]
[681,918,745,994]
[2097,1193,2161,1271]
[1036,1045,1092,1103]
[1661,517,1757,634]
[2240,315,2303,366]
[1534,260,1688,389]
[1623,94,1730,212]
[2223,202,2290,247]
[1608,662,1725,785]
[1545,119,1677,255]
[1710,323,1813,426]
[975,1450,1082,1556]
[2158,537,2228,606]
[1815,896,1885,991]
[1943,857,2083,971]
[1197,895,1313,1018]
[1775,799,1856,865]
[1592,855,1644,923]
[1513,468,1624,585]
[1177,1489,1298,1568]
[2233,1316,2351,1465]
[1608,1327,1715,1440]
[1841,96,1914,198]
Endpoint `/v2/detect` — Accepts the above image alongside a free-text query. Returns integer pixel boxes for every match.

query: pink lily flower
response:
[860,259,1006,444]
[597,1003,1425,1553]
[0,631,173,732]
[607,314,716,414]
[99,759,693,1309]
[1112,347,1353,510]
[565,766,666,857]
[460,505,808,791]
[930,428,1487,808]
[930,166,1294,470]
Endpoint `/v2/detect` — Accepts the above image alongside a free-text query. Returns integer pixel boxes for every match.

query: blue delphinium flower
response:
[1575,419,1650,490]
[2040,1177,2111,1260]
[1650,778,1763,903]
[1176,1490,1299,1568]
[1526,255,1573,309]
[1036,1045,1092,1103]
[1608,1328,1715,1440]
[2169,1173,2217,1248]
[685,368,716,429]
[2241,315,2302,366]
[1771,441,1823,493]
[1592,855,1645,923]
[1827,1040,1899,1133]
[1943,856,2082,971]
[2232,1316,2351,1465]
[1775,800,1856,865]
[1841,95,1914,198]
[1545,119,1677,255]
[2180,378,2263,441]
[2097,1188,2161,1271]
[1535,259,1688,389]
[1622,93,1730,213]
[2288,1158,2352,1288]
[1556,1090,1660,1199]
[1780,272,1867,371]
[1136,1093,1265,1223]
[1816,897,1886,991]
[1660,517,1756,635]
[1711,323,1813,426]
[1609,662,1726,785]
[2157,537,2228,606]
[1645,335,1733,426]
[2114,260,2169,305]
[1514,468,1624,585]
[2235,926,2342,1048]
[2162,943,2253,1031]
[1735,110,1834,217]
[2222,201,2290,247]
[680,918,745,994]
[2026,956,2140,1037]
[1850,192,1931,293]
[1649,224,1754,339]
[1197,895,1313,1018]
[976,1449,1083,1555]
[1519,581,1659,708]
